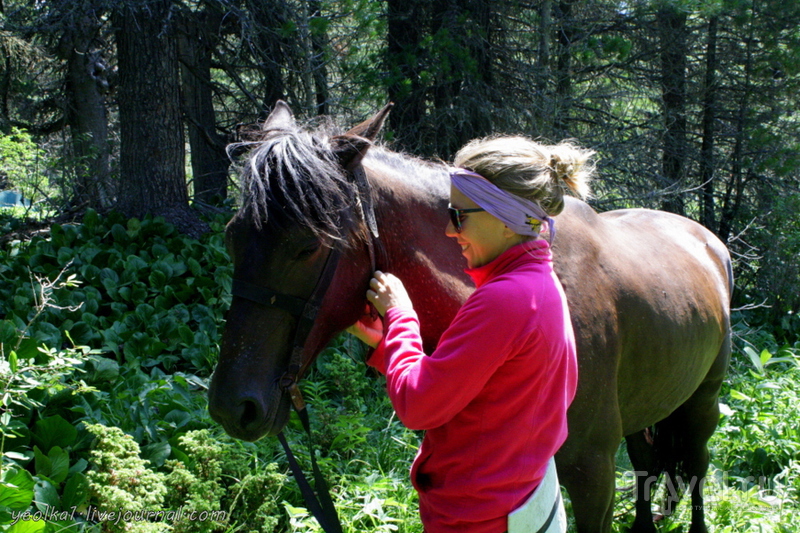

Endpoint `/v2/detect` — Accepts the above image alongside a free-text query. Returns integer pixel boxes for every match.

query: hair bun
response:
[453,135,595,217]
[548,141,594,200]
[549,154,559,173]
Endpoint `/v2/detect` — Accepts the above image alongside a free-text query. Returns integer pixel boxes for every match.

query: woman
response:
[349,136,594,533]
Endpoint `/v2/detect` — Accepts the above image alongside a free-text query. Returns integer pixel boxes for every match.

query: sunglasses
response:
[448,205,485,233]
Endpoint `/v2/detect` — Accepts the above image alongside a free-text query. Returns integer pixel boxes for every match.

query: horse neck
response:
[363,150,473,350]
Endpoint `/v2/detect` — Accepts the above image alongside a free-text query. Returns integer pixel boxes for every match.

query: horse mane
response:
[230,122,361,243]
[364,146,450,198]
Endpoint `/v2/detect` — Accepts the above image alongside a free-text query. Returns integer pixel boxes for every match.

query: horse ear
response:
[344,102,393,141]
[262,100,295,131]
[330,134,372,171]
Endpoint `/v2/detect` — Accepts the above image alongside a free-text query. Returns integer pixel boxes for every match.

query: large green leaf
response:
[32,416,77,453]
[141,441,171,468]
[88,357,119,383]
[33,480,59,512]
[7,515,46,533]
[61,473,89,510]
[0,468,35,511]
[0,320,17,344]
[33,446,69,485]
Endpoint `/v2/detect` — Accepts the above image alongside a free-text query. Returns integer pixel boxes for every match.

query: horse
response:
[208,101,733,533]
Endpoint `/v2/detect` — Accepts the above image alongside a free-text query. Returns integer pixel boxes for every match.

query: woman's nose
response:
[445,219,457,237]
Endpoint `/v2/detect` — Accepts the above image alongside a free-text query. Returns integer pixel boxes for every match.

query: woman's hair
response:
[453,136,595,216]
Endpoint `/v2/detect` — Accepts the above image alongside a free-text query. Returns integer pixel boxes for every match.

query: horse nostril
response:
[239,399,260,428]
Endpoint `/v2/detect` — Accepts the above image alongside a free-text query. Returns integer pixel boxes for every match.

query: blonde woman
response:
[349,136,595,533]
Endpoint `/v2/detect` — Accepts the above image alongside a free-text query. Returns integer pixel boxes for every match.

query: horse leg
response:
[624,431,658,533]
[662,387,723,533]
[652,342,730,533]
[558,422,621,533]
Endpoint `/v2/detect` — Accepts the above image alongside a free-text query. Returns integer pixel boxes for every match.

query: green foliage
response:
[743,193,800,343]
[0,212,423,533]
[714,344,800,481]
[0,129,57,213]
[284,344,422,533]
[82,424,291,533]
[610,325,800,533]
[0,129,41,196]
[657,340,800,532]
[164,430,289,533]
[0,209,232,374]
[85,424,169,533]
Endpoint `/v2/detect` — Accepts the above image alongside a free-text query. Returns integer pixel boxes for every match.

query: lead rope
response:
[275,223,381,533]
[277,396,343,533]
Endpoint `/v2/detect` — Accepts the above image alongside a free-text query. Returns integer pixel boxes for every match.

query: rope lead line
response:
[278,399,343,533]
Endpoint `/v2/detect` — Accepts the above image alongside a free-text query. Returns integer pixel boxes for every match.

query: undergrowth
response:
[1,209,798,533]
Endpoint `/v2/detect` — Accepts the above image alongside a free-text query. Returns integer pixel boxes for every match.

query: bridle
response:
[228,164,382,533]
[229,164,382,408]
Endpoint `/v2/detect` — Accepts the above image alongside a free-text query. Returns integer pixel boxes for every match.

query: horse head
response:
[208,101,392,440]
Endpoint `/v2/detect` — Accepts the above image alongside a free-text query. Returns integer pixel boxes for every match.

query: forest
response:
[1,0,799,531]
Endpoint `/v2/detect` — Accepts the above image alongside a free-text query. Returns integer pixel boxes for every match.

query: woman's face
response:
[446,185,519,269]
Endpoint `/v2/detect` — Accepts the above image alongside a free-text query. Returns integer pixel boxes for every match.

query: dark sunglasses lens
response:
[448,208,463,233]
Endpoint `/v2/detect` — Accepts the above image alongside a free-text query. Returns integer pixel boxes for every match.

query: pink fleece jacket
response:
[367,240,578,533]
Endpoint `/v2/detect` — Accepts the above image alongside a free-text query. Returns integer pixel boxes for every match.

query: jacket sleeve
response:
[368,282,536,430]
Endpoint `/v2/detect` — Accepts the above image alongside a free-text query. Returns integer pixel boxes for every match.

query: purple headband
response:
[450,168,555,243]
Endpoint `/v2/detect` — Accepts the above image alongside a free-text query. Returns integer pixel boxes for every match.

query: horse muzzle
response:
[208,370,292,440]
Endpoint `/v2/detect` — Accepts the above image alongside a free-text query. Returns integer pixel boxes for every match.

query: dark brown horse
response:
[208,102,733,533]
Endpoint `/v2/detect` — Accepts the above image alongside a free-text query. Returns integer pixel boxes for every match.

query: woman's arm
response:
[372,275,537,430]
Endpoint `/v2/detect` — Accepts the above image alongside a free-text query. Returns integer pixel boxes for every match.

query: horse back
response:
[554,198,732,436]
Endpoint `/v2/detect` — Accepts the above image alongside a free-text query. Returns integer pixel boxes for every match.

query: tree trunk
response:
[60,16,112,211]
[386,0,427,151]
[699,16,718,232]
[461,0,494,148]
[428,0,494,157]
[114,0,205,236]
[657,5,687,215]
[553,0,575,138]
[66,47,112,210]
[308,0,329,115]
[247,0,289,116]
[535,0,554,136]
[1,54,10,134]
[178,7,230,205]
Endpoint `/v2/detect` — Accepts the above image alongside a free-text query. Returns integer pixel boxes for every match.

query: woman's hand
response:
[347,272,412,348]
[367,271,413,316]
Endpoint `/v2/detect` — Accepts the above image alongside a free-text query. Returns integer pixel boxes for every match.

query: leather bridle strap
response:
[231,279,307,317]
[231,244,343,401]
[280,245,343,398]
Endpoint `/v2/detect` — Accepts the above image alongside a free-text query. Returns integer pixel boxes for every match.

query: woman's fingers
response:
[366,272,413,316]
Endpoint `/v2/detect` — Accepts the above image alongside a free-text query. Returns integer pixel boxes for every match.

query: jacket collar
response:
[466,239,552,288]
